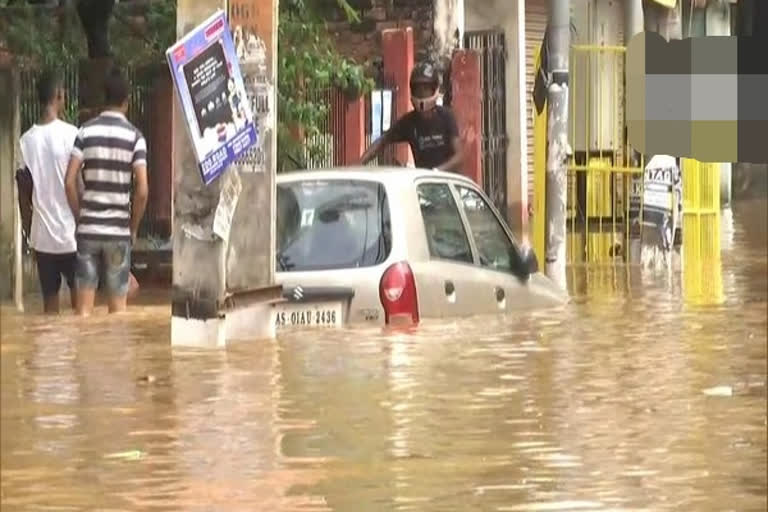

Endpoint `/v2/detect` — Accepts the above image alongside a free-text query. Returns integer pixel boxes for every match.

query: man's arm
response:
[131,165,148,241]
[130,136,149,241]
[436,136,464,173]
[435,109,464,173]
[360,133,389,165]
[64,155,83,220]
[360,115,409,165]
[65,130,86,220]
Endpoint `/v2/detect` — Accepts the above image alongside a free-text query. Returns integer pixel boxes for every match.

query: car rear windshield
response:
[277,179,392,272]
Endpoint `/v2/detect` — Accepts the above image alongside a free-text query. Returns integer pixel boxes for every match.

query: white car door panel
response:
[413,181,491,317]
[453,184,533,313]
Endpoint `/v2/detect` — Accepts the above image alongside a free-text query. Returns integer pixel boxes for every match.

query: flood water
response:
[2,200,766,512]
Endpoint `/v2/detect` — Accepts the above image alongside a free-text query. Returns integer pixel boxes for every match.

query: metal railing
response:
[533,44,646,266]
[298,73,397,169]
[681,159,723,305]
[567,44,646,265]
[19,63,170,241]
[465,30,509,219]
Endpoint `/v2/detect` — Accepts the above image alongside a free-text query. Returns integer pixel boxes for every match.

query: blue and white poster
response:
[166,10,257,185]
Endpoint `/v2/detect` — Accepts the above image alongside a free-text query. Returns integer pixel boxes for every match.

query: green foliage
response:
[1,1,86,67]
[3,0,370,173]
[277,0,373,172]
[110,0,175,67]
[1,0,172,69]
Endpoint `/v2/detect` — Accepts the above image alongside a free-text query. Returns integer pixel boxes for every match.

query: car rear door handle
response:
[444,280,455,296]
[495,286,505,303]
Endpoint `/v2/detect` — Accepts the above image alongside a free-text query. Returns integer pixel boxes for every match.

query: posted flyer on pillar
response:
[166,10,258,185]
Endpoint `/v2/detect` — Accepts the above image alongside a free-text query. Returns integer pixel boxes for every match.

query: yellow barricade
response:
[682,159,723,305]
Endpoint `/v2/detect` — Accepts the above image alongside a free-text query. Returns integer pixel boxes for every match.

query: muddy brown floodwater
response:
[2,200,766,512]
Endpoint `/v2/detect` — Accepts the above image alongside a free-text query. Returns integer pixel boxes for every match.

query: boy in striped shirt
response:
[65,68,149,316]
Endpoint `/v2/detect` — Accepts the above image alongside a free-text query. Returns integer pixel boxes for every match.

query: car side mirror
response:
[523,247,539,275]
[510,245,538,280]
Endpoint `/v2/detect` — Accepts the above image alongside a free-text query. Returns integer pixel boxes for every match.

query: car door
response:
[453,183,532,313]
[411,180,490,318]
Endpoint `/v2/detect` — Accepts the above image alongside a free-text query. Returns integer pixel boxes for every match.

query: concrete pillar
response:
[450,49,483,186]
[509,0,528,239]
[624,0,644,41]
[172,0,229,325]
[544,0,571,290]
[0,65,20,301]
[226,0,278,292]
[343,96,366,165]
[381,27,414,166]
[171,0,279,347]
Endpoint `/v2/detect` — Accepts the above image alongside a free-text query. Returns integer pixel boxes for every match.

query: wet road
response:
[2,200,766,511]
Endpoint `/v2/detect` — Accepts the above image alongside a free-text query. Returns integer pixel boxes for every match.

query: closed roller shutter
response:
[525,0,548,208]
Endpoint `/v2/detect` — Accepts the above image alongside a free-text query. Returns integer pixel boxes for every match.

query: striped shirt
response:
[71,111,147,241]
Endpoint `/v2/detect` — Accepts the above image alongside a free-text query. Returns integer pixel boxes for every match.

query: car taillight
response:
[379,261,419,325]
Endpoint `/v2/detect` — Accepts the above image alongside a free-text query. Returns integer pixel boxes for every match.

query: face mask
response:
[411,89,439,112]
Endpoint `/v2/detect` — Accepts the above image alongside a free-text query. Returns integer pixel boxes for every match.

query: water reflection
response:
[1,200,766,511]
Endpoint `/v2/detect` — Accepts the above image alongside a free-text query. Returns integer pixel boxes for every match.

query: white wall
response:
[464,0,527,235]
[434,0,466,57]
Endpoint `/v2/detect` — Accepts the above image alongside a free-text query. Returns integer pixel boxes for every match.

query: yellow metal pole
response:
[533,44,548,266]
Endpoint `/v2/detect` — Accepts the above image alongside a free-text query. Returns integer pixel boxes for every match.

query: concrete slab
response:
[171,315,227,348]
[171,302,276,348]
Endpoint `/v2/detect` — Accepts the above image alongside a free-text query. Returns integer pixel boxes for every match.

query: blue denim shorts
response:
[75,239,132,296]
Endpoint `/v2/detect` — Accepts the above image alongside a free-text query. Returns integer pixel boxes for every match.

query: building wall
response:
[328,0,436,65]
[465,0,529,236]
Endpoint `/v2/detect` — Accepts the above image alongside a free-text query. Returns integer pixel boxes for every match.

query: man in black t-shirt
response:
[360,61,464,172]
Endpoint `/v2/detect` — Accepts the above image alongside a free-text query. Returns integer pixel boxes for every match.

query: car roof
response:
[276,167,478,187]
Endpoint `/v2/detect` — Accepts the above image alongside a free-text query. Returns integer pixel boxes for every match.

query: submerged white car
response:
[274,168,566,329]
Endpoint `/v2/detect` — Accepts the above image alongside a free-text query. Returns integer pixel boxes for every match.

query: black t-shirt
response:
[387,106,459,169]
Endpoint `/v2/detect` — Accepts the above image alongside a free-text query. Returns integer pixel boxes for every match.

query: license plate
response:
[273,301,342,330]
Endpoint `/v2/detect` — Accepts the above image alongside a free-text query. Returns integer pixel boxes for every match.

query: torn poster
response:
[212,169,243,242]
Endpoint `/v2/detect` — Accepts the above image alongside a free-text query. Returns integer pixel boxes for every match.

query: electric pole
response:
[544,0,570,289]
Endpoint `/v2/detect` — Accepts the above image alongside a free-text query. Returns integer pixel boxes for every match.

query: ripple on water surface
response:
[1,200,766,511]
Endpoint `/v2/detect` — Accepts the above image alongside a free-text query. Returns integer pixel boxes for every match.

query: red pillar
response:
[381,27,414,166]
[344,95,365,165]
[451,49,483,187]
[332,90,365,166]
[149,68,174,238]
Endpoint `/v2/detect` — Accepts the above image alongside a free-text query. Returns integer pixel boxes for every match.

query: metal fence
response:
[19,63,168,240]
[464,30,509,219]
[533,44,646,266]
[566,45,645,265]
[302,86,340,169]
[299,72,398,170]
[19,64,79,131]
[128,64,168,240]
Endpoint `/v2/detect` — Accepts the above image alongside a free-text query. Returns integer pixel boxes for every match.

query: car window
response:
[456,185,519,274]
[276,180,392,271]
[417,182,473,264]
